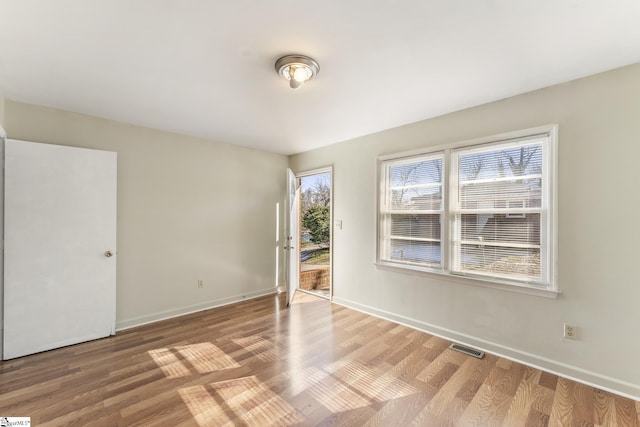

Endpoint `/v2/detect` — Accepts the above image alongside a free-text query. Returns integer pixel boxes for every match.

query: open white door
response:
[285,168,300,306]
[3,139,117,359]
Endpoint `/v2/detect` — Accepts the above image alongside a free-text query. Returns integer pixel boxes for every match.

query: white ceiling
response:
[1,1,640,155]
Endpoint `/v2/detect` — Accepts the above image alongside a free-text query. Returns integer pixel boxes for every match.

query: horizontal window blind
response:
[451,137,545,283]
[377,127,556,292]
[380,154,443,267]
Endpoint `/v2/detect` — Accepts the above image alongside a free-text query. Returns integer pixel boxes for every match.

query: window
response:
[377,126,557,294]
[379,154,444,268]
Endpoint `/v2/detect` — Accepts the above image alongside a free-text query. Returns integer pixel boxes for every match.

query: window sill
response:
[375,261,560,299]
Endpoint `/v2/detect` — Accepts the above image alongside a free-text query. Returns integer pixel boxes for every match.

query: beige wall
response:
[0,89,5,132]
[290,63,640,398]
[4,100,288,329]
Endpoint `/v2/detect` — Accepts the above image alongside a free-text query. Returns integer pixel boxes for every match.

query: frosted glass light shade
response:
[275,54,320,89]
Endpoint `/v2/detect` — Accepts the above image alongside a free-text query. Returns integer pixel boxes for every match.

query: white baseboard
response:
[333,296,640,401]
[116,288,278,331]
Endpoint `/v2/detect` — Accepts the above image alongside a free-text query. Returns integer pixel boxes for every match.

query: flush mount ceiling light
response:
[275,54,320,89]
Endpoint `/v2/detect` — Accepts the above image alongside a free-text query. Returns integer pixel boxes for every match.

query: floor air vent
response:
[449,343,485,359]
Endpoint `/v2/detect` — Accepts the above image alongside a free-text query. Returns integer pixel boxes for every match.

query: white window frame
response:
[379,153,444,269]
[376,125,559,298]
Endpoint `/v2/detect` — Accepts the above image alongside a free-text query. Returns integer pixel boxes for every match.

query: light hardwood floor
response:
[1,292,638,426]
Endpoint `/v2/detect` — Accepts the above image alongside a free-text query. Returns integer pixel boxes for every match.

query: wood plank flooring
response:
[1,292,638,426]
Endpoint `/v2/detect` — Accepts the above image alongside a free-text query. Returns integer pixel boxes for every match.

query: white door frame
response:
[290,166,333,301]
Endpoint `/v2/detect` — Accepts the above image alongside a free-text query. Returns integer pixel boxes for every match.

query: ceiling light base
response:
[275,54,320,89]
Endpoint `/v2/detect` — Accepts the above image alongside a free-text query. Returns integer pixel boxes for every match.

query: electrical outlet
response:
[564,323,577,340]
[197,280,204,288]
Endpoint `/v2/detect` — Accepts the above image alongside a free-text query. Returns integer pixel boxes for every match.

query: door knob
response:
[105,251,114,257]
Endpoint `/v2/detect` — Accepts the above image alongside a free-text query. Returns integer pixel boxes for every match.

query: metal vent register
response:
[449,343,485,359]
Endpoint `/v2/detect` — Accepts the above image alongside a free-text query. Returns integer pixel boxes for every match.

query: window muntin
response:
[378,129,556,292]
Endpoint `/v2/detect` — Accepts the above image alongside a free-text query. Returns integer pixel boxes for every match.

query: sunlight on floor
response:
[302,366,371,412]
[288,359,418,413]
[329,359,418,401]
[232,335,283,362]
[179,376,304,426]
[148,342,240,378]
[148,297,418,424]
[288,291,325,305]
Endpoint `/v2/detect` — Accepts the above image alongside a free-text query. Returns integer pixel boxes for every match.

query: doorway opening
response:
[298,169,332,299]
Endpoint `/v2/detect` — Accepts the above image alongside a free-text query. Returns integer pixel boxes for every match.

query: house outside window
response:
[377,126,558,296]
